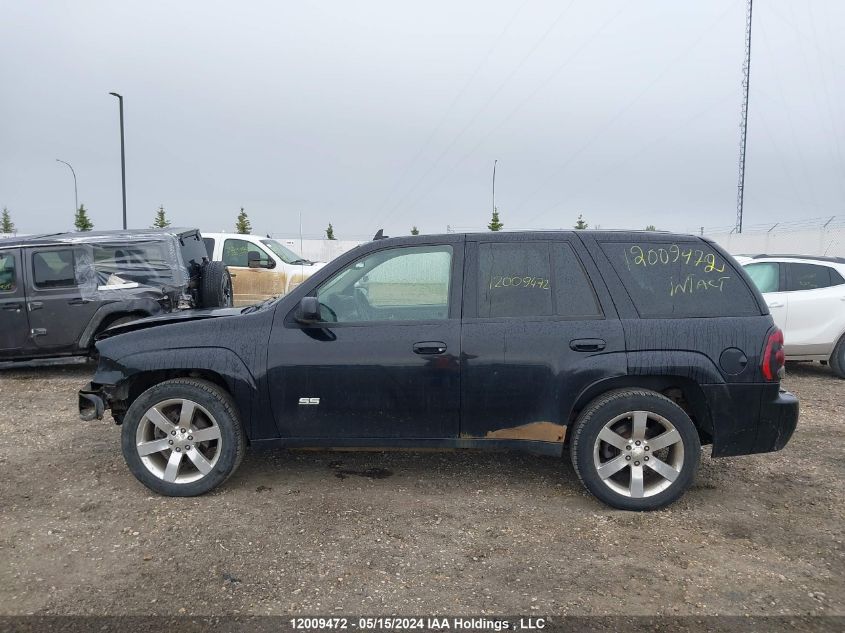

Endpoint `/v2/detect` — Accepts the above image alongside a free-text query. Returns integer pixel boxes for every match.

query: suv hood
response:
[97,307,243,339]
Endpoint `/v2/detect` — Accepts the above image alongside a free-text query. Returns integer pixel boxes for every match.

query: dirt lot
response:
[0,361,842,617]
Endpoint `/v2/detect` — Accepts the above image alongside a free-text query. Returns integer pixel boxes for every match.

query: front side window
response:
[222,239,270,268]
[0,252,16,292]
[316,245,452,323]
[33,249,77,288]
[786,263,834,292]
[744,262,780,293]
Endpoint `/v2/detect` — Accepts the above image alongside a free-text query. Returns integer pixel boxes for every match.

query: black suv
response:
[79,231,798,510]
[0,228,231,362]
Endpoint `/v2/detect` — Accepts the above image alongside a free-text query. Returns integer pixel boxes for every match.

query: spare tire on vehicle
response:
[199,261,233,308]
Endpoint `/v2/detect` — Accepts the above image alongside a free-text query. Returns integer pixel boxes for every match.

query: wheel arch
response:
[96,347,257,438]
[570,375,715,445]
[78,300,163,350]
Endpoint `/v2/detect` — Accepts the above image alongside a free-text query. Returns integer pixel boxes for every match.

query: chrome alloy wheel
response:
[135,398,222,484]
[592,410,684,498]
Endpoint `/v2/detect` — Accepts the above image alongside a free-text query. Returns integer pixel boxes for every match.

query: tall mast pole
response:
[735,0,753,233]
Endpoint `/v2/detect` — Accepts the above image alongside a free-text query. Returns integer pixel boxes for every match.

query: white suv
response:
[740,255,845,377]
[202,233,325,306]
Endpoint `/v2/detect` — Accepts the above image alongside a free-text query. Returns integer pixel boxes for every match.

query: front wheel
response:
[570,389,701,511]
[121,378,245,496]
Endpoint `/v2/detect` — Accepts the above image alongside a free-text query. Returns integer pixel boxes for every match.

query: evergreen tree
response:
[152,205,171,228]
[488,207,503,232]
[326,223,336,240]
[74,204,93,231]
[574,214,588,230]
[1,207,14,234]
[411,226,420,235]
[235,207,251,234]
[644,224,657,231]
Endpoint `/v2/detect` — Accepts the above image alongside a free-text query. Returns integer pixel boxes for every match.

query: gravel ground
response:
[0,361,842,617]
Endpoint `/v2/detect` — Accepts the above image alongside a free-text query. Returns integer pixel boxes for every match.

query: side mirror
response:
[248,251,274,269]
[297,296,321,324]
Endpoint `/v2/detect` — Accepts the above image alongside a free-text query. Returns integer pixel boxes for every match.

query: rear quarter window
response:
[599,241,760,318]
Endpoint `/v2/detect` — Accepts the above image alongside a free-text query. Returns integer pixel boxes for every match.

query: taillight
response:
[761,327,785,381]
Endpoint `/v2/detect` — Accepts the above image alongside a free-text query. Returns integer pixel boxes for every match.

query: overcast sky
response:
[1,0,843,239]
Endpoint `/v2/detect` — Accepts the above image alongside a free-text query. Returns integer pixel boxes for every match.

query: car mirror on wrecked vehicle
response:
[247,250,274,269]
[296,296,322,324]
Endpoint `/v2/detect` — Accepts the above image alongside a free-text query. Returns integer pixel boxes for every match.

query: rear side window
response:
[179,232,209,269]
[203,238,215,259]
[0,252,15,292]
[33,249,78,288]
[477,242,601,318]
[744,262,781,293]
[600,241,760,318]
[786,263,841,291]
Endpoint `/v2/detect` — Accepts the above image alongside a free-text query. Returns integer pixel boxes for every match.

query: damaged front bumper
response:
[78,383,106,421]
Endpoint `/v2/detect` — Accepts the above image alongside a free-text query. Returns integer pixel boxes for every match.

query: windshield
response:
[261,239,308,264]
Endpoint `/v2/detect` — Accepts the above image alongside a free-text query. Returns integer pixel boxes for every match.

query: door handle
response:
[767,301,784,308]
[28,301,43,311]
[31,328,47,337]
[68,298,91,305]
[2,303,22,312]
[413,341,447,355]
[229,273,237,278]
[570,338,606,352]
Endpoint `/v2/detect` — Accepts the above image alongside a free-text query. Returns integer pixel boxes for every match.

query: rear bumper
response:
[703,383,799,457]
[756,389,799,452]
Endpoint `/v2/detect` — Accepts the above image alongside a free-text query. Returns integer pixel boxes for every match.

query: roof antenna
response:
[373,229,388,240]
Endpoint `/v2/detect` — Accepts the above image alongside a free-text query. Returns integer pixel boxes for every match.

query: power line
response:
[387,2,626,224]
[371,0,579,229]
[519,0,737,223]
[369,0,531,222]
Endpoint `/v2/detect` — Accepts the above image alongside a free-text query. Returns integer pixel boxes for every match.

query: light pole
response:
[109,92,127,229]
[55,159,78,215]
[492,159,498,216]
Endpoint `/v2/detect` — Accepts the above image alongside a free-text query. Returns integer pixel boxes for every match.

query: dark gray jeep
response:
[0,228,231,362]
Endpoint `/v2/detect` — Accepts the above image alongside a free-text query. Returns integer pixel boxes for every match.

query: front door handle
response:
[28,301,43,311]
[2,303,22,312]
[413,341,447,355]
[68,298,91,306]
[767,301,784,308]
[570,338,606,352]
[31,328,47,337]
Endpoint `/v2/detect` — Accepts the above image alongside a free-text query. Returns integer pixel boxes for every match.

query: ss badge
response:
[298,397,320,405]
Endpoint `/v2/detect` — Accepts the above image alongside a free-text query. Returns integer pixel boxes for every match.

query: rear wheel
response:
[830,335,845,378]
[570,388,701,511]
[121,378,245,496]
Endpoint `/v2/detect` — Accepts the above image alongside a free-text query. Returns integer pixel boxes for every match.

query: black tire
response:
[199,261,233,308]
[570,388,701,511]
[121,378,245,496]
[830,335,845,378]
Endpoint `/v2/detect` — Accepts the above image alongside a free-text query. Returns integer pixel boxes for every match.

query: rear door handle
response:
[68,298,91,305]
[570,338,606,352]
[767,301,784,308]
[28,301,43,311]
[413,341,447,355]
